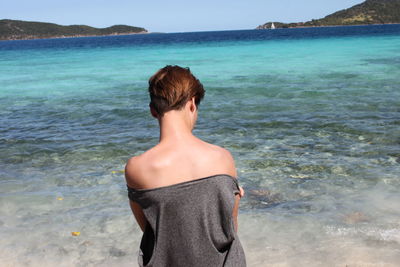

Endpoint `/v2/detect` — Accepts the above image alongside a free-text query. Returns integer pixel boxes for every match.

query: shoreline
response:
[256,22,400,30]
[0,30,149,42]
[2,23,399,42]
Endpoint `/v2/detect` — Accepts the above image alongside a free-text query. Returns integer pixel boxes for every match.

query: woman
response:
[125,65,246,267]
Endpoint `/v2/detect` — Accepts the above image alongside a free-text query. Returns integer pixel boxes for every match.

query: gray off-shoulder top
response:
[127,174,246,267]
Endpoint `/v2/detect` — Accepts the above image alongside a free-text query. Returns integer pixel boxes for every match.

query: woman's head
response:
[148,65,205,117]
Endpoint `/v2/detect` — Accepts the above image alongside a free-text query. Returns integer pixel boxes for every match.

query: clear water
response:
[1,25,400,266]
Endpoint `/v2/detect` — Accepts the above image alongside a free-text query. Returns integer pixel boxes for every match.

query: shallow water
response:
[1,25,400,266]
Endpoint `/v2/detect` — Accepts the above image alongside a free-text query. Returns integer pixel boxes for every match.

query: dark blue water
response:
[1,24,400,51]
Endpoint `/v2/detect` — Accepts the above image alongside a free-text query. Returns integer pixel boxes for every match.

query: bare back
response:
[125,136,237,190]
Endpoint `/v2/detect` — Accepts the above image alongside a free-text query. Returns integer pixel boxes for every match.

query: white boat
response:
[271,23,276,29]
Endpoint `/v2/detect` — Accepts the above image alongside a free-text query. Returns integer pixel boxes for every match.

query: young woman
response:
[125,65,246,267]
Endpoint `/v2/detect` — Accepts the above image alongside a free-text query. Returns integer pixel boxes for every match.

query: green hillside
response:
[0,19,147,40]
[257,0,400,29]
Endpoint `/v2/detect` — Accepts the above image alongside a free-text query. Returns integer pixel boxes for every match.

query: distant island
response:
[0,19,147,40]
[257,0,400,29]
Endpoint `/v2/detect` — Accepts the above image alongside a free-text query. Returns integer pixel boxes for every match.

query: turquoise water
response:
[1,26,400,266]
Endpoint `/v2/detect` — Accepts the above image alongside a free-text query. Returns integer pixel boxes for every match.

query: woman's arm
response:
[232,186,245,232]
[221,148,244,232]
[125,156,148,232]
[129,200,147,232]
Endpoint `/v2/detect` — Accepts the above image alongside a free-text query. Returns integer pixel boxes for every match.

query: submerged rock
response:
[247,189,282,208]
[343,211,369,224]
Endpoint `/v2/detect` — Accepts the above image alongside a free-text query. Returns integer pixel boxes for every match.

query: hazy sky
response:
[2,0,364,33]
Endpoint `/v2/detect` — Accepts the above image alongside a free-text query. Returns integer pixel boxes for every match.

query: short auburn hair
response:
[148,65,205,117]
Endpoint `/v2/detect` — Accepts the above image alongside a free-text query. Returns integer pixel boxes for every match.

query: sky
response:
[2,0,365,33]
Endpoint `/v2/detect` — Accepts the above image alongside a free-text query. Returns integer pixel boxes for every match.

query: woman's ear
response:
[189,97,196,113]
[149,103,159,118]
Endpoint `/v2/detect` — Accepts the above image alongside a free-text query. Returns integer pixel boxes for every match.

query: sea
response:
[1,24,400,266]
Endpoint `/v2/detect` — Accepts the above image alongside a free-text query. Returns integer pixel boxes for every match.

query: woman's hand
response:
[239,186,245,198]
[233,185,245,233]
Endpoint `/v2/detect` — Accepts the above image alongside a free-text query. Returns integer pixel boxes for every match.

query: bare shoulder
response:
[218,146,237,177]
[125,154,147,188]
[125,145,163,188]
[201,141,237,177]
[204,141,234,160]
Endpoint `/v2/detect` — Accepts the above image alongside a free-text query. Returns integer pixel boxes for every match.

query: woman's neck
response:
[158,111,194,143]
